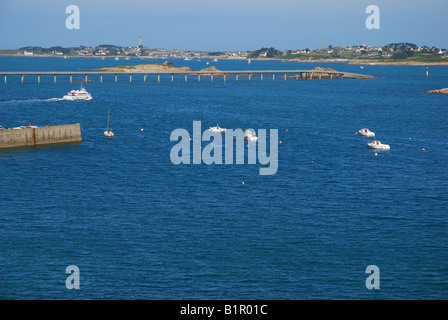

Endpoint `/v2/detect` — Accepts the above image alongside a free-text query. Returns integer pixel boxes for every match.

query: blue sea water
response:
[0,56,447,299]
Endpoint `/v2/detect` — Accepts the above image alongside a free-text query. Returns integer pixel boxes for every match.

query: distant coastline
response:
[1,41,448,66]
[1,53,447,66]
[348,60,448,66]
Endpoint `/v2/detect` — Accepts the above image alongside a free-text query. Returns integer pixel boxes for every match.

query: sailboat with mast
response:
[104,109,114,137]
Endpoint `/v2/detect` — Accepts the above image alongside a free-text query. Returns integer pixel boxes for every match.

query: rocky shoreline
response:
[425,88,448,94]
[88,64,376,80]
[94,61,192,72]
[93,62,230,74]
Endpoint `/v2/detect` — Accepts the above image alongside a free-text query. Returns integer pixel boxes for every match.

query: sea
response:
[0,56,447,300]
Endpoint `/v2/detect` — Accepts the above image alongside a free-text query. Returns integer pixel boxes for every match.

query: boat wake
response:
[0,97,65,104]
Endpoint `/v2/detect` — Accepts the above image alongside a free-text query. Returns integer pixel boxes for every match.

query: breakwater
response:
[0,124,82,149]
[0,69,376,84]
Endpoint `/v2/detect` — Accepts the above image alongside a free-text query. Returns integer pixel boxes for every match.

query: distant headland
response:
[1,42,447,65]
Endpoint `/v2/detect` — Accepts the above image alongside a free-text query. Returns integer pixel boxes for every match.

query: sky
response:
[0,0,447,51]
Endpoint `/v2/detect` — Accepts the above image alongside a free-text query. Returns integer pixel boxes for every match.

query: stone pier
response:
[0,124,82,149]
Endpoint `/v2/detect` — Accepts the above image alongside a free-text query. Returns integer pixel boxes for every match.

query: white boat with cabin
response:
[357,128,375,137]
[208,124,226,133]
[63,84,92,101]
[368,140,390,150]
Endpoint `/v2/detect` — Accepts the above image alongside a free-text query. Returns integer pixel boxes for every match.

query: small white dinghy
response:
[244,129,258,142]
[357,128,375,137]
[104,109,114,137]
[368,140,390,150]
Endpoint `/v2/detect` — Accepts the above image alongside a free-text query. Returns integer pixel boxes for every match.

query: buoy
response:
[242,181,245,184]
[286,129,288,132]
[279,141,282,144]
[422,148,426,152]
[141,128,144,132]
[311,160,314,164]
[375,153,378,156]
[409,137,412,140]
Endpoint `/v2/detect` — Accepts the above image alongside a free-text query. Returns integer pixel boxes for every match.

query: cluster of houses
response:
[282,43,447,58]
[21,45,251,59]
[20,43,447,59]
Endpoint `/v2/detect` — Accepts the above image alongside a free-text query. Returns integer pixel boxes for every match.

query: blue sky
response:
[0,0,446,50]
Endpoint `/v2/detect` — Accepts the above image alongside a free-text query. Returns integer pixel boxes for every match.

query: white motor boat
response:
[244,129,258,142]
[357,128,375,137]
[368,140,390,150]
[208,124,226,133]
[63,85,92,101]
[213,58,218,62]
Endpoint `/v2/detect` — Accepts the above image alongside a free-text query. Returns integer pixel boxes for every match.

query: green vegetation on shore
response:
[250,43,448,64]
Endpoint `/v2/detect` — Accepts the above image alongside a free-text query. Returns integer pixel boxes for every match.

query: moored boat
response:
[208,124,226,133]
[104,109,114,137]
[244,129,258,141]
[368,140,390,150]
[357,128,375,137]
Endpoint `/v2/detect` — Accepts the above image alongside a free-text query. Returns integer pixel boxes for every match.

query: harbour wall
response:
[0,124,82,149]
